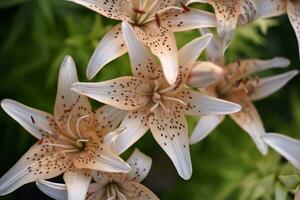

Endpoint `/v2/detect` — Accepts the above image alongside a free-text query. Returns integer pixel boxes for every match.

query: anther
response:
[180,3,190,12]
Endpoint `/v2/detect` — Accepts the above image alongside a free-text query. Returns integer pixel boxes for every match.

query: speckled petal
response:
[73,143,131,173]
[86,187,106,200]
[190,115,224,144]
[36,180,67,200]
[160,7,216,32]
[0,143,72,195]
[119,181,159,200]
[178,33,213,67]
[63,167,92,200]
[1,99,56,139]
[104,109,149,154]
[262,133,300,170]
[256,0,287,19]
[238,0,258,25]
[287,0,300,61]
[87,23,127,79]
[178,89,241,116]
[122,21,163,80]
[250,70,298,101]
[149,105,192,180]
[208,0,240,54]
[67,0,133,21]
[188,61,223,88]
[95,105,127,139]
[134,23,178,84]
[126,149,152,182]
[71,77,152,111]
[227,91,268,155]
[54,56,93,137]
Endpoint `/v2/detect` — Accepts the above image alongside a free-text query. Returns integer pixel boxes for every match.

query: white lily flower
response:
[0,56,130,199]
[36,149,159,200]
[71,21,241,180]
[189,32,299,155]
[195,0,300,59]
[67,0,217,84]
[262,133,300,170]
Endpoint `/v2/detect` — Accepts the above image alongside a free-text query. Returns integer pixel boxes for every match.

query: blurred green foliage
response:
[0,0,299,200]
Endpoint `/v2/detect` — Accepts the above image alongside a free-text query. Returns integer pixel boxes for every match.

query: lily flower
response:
[189,33,299,155]
[36,149,159,200]
[195,0,300,58]
[262,133,300,170]
[0,56,130,199]
[67,0,217,84]
[71,21,241,180]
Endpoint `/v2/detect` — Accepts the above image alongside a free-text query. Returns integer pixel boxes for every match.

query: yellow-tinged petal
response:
[227,91,268,155]
[135,23,179,85]
[71,77,152,111]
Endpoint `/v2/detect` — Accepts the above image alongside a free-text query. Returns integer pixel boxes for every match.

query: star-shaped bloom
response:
[189,34,299,155]
[36,149,159,200]
[0,56,131,199]
[195,0,300,58]
[71,21,241,180]
[262,133,300,170]
[67,0,217,84]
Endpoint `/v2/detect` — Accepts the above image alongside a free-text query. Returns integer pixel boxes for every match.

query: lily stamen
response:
[162,96,187,106]
[43,143,75,149]
[76,114,90,139]
[67,114,78,139]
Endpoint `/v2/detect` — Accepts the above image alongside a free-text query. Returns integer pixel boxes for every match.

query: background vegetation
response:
[0,0,299,199]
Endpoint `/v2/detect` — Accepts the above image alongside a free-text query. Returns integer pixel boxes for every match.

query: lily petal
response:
[262,133,300,170]
[71,76,152,111]
[73,143,131,173]
[135,23,178,84]
[95,105,127,138]
[188,61,223,88]
[104,109,149,155]
[86,23,127,79]
[149,106,192,180]
[250,70,299,101]
[63,167,92,200]
[160,8,216,32]
[287,0,300,61]
[119,181,159,200]
[179,89,241,116]
[178,33,213,66]
[54,56,92,136]
[227,91,268,155]
[238,0,258,25]
[208,0,240,54]
[227,57,291,77]
[190,115,224,144]
[126,149,152,182]
[67,0,133,21]
[36,180,67,200]
[0,143,72,195]
[122,21,162,80]
[256,0,287,19]
[1,99,56,139]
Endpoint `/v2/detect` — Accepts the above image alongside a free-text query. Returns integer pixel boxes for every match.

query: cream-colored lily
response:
[0,56,130,199]
[189,32,299,155]
[195,0,300,58]
[67,0,217,84]
[36,149,159,200]
[71,21,241,180]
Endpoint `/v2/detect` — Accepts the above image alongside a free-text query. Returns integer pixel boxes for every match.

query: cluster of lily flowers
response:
[0,0,300,199]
